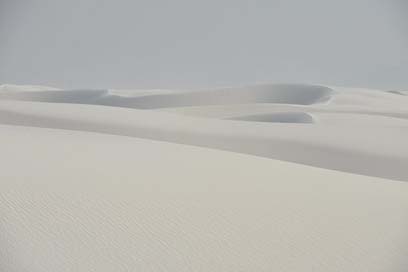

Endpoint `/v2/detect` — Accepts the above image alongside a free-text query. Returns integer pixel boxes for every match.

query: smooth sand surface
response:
[1,84,408,271]
[0,84,407,180]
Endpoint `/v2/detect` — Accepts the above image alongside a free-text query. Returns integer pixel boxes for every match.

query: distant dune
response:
[0,84,407,180]
[1,84,408,271]
[0,84,332,108]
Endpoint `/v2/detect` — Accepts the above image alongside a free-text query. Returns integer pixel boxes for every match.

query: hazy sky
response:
[1,0,407,90]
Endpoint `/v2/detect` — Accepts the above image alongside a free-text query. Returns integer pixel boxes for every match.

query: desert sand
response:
[1,84,408,271]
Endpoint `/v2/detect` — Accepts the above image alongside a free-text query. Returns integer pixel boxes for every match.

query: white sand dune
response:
[0,83,407,180]
[1,83,408,271]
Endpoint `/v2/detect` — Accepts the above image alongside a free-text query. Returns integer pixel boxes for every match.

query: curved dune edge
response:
[227,112,315,123]
[1,124,408,272]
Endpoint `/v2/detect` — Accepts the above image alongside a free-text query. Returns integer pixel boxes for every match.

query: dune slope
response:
[1,124,408,272]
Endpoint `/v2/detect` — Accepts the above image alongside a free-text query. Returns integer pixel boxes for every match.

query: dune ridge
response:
[0,84,332,108]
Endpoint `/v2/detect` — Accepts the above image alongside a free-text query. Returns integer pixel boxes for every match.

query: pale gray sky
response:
[0,0,407,90]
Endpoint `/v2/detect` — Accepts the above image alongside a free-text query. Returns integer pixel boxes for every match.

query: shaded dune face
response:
[388,90,408,96]
[102,84,333,109]
[0,84,333,109]
[227,112,315,124]
[0,89,108,104]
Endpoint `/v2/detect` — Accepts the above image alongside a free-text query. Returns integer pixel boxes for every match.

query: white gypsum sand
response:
[0,84,408,271]
[0,84,407,180]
